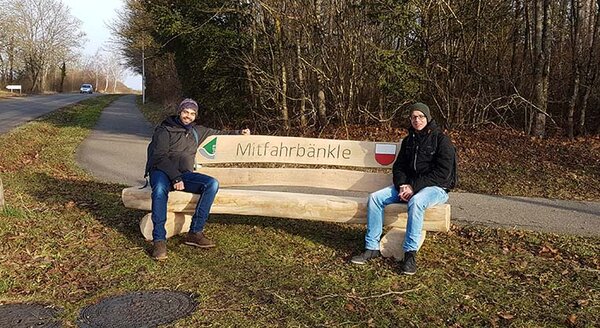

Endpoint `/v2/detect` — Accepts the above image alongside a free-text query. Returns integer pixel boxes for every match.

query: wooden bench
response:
[122,135,451,259]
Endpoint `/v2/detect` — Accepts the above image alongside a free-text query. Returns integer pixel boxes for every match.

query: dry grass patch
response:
[0,97,597,326]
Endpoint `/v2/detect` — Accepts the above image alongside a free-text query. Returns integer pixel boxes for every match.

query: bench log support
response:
[380,228,426,260]
[123,188,450,232]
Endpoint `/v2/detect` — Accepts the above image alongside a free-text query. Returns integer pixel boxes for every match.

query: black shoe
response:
[401,251,417,275]
[350,249,381,264]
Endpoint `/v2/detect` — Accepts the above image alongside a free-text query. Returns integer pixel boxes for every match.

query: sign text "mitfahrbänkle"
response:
[236,142,352,160]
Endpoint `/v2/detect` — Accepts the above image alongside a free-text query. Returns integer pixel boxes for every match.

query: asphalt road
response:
[0,93,100,134]
[76,95,600,238]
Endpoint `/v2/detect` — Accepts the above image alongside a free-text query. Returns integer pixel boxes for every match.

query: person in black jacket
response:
[145,98,250,260]
[351,102,456,275]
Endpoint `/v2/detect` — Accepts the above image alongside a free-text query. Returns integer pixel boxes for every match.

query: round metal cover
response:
[0,303,62,328]
[77,290,197,328]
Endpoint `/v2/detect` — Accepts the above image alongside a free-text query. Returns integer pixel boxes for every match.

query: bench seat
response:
[122,187,450,241]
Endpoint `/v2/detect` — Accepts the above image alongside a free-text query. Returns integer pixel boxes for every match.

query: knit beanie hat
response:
[178,98,199,114]
[409,102,431,121]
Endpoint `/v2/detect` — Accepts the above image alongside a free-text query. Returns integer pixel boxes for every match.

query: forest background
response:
[115,0,600,140]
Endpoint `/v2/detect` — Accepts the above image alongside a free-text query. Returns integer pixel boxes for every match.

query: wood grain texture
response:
[380,228,427,260]
[195,167,391,192]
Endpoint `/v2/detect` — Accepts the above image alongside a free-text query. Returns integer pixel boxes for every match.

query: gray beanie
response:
[178,98,199,114]
[409,102,431,122]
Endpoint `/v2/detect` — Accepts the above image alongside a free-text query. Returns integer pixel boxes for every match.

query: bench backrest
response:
[195,135,400,193]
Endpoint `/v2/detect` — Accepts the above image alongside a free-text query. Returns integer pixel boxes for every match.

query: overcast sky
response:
[64,0,141,90]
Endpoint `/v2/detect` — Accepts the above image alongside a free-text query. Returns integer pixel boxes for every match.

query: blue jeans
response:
[365,185,448,252]
[150,170,219,241]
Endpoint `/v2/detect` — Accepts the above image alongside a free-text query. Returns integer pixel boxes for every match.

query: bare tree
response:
[0,1,22,85]
[1,0,84,92]
[106,52,126,93]
[577,0,600,135]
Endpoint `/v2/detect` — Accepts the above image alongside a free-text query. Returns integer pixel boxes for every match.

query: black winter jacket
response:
[145,115,241,182]
[392,120,457,193]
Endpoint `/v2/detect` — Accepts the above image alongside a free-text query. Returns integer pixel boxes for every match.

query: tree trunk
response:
[314,0,327,128]
[29,67,40,93]
[567,0,583,139]
[510,0,522,83]
[274,13,289,130]
[579,84,591,135]
[318,89,326,126]
[531,0,551,138]
[8,38,15,83]
[41,66,48,92]
[104,74,109,92]
[567,74,580,138]
[281,63,289,130]
[297,39,307,130]
[59,62,66,93]
[95,72,99,93]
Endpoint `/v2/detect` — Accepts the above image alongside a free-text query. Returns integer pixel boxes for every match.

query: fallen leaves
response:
[539,244,559,257]
[65,200,76,209]
[497,311,515,320]
[566,313,577,326]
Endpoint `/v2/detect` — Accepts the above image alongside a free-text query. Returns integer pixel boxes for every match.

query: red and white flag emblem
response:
[375,144,397,165]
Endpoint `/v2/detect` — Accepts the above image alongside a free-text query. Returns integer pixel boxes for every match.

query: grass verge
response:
[0,96,598,327]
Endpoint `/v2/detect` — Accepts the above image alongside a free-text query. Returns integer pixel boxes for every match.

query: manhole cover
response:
[0,303,62,327]
[77,290,197,328]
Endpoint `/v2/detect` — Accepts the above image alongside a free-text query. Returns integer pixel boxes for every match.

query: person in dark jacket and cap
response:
[351,102,457,275]
[145,98,250,260]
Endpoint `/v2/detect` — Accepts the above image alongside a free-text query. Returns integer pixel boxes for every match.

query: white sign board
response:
[196,135,400,168]
[6,85,22,93]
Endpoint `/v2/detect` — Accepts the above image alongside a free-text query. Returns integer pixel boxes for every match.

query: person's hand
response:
[399,184,413,201]
[241,129,251,135]
[173,181,185,191]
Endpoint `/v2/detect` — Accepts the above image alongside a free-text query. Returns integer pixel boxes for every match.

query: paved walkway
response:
[450,193,599,237]
[77,95,152,186]
[76,95,600,238]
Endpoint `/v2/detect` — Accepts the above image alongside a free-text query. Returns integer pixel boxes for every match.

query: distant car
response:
[80,84,93,94]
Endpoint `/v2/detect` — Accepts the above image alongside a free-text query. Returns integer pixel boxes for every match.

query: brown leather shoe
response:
[184,231,216,248]
[152,240,167,260]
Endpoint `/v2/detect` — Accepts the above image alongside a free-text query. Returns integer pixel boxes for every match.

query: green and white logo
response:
[198,137,217,159]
